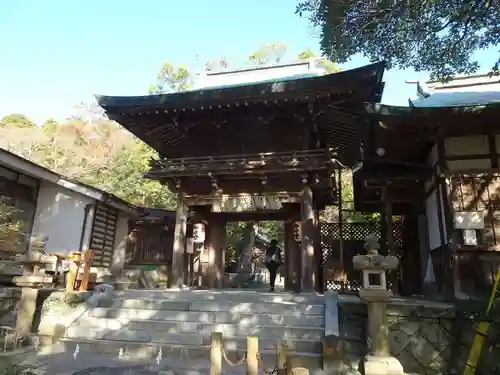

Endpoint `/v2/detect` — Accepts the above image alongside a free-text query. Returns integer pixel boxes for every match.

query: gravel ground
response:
[4,349,250,375]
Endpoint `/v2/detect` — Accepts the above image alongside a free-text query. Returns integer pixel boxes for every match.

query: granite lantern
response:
[353,234,404,375]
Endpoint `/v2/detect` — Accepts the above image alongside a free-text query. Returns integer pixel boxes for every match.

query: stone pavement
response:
[9,349,249,375]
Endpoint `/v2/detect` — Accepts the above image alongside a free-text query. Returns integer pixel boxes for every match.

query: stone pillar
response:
[353,235,404,375]
[170,193,187,288]
[301,186,314,292]
[16,286,38,340]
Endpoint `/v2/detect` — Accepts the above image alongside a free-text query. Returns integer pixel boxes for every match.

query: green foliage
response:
[225,221,284,266]
[0,107,175,210]
[0,200,23,252]
[0,361,36,375]
[249,42,289,65]
[321,170,379,223]
[150,61,192,94]
[296,0,500,80]
[205,56,231,72]
[297,48,342,73]
[90,140,175,208]
[297,48,317,60]
[0,114,35,128]
[257,221,284,244]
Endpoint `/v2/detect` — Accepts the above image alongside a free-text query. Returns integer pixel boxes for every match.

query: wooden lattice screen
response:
[126,221,174,266]
[320,221,404,292]
[89,203,118,268]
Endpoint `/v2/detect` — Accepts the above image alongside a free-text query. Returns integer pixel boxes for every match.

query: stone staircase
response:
[54,290,325,371]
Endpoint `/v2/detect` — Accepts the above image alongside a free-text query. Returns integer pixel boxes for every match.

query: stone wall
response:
[338,295,500,375]
[0,287,21,328]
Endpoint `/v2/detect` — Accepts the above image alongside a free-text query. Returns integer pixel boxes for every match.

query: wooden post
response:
[277,341,288,375]
[66,258,80,292]
[79,250,92,292]
[382,186,399,295]
[300,186,314,292]
[247,336,259,375]
[286,356,293,375]
[210,332,222,375]
[171,193,187,288]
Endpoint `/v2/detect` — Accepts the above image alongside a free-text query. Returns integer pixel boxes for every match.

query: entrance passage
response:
[223,221,284,290]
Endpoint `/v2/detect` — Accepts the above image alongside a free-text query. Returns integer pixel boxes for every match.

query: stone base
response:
[364,355,404,375]
[359,289,393,302]
[13,275,53,288]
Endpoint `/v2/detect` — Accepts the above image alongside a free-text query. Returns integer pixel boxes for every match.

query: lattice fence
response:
[320,221,404,292]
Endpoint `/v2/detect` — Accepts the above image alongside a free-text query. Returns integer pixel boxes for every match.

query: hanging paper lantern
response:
[193,222,206,243]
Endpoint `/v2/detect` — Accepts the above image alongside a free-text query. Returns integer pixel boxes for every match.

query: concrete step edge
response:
[52,337,323,357]
[91,307,325,315]
[64,331,324,344]
[124,320,325,331]
[65,331,324,344]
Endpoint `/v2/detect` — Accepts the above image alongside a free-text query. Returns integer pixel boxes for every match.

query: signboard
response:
[292,221,302,242]
[193,222,206,243]
[454,211,485,230]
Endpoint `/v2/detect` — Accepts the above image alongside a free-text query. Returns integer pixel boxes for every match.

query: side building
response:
[0,148,137,281]
[357,72,500,299]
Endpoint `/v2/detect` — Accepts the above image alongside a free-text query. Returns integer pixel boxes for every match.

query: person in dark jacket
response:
[265,239,282,292]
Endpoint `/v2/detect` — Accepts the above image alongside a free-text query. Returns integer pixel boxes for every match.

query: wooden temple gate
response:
[98,62,391,292]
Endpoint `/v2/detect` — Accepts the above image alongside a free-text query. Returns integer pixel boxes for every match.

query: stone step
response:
[109,299,324,315]
[67,321,323,342]
[44,337,323,370]
[85,309,324,327]
[114,290,326,304]
[65,327,322,353]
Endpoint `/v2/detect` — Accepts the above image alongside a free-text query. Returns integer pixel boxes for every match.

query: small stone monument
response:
[13,251,53,343]
[352,235,404,375]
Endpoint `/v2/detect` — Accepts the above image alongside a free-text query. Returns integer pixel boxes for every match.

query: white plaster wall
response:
[31,181,94,256]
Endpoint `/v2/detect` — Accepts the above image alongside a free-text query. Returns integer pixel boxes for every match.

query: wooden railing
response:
[210,332,309,375]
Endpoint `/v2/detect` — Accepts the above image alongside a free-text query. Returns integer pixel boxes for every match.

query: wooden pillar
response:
[215,220,226,288]
[170,192,187,288]
[382,186,399,295]
[436,134,456,300]
[284,222,294,291]
[301,186,315,292]
[313,209,322,293]
[207,217,225,289]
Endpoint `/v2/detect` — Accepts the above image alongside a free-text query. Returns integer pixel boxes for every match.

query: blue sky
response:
[0,0,497,124]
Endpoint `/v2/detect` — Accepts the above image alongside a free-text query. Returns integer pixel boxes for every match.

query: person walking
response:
[265,239,282,292]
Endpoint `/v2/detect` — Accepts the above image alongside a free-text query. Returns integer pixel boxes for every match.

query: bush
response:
[0,200,24,255]
[0,361,36,375]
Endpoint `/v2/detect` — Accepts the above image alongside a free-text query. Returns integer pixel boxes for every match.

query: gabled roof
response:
[96,62,385,112]
[96,62,386,169]
[408,72,500,107]
[410,91,500,107]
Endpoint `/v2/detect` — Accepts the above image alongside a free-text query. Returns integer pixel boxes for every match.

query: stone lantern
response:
[352,234,404,375]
